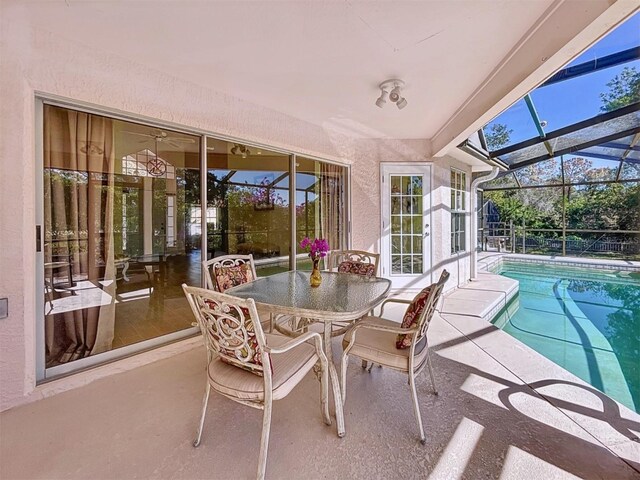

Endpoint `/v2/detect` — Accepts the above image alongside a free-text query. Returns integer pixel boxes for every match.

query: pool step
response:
[440,273,519,320]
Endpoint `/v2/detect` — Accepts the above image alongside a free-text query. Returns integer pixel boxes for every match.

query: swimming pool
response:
[492,261,640,413]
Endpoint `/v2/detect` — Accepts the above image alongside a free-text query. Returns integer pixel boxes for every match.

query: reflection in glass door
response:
[206,138,291,276]
[295,157,347,270]
[42,104,200,373]
[380,164,431,289]
[39,103,350,378]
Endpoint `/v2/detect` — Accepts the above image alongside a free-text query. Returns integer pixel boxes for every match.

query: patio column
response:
[562,185,567,256]
[470,167,499,279]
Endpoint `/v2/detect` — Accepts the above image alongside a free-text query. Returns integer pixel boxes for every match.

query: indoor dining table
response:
[227,270,392,436]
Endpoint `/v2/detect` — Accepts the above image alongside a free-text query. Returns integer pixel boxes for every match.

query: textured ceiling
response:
[26,0,555,139]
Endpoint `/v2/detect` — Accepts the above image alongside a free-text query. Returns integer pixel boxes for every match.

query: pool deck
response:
[2,269,639,479]
[443,256,640,474]
[437,308,640,477]
[441,272,519,321]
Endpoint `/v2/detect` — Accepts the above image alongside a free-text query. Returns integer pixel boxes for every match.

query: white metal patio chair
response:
[183,284,344,480]
[203,254,258,292]
[203,254,279,332]
[327,249,380,278]
[340,270,449,444]
[327,249,381,338]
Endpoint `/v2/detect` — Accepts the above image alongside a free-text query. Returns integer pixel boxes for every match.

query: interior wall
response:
[0,4,471,411]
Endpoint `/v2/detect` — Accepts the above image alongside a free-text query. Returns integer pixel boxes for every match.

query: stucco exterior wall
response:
[349,141,472,290]
[430,157,473,290]
[0,5,472,410]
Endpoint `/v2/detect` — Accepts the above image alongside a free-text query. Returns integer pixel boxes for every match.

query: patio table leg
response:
[323,319,345,438]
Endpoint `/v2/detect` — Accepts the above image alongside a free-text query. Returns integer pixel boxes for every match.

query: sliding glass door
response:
[39,102,349,378]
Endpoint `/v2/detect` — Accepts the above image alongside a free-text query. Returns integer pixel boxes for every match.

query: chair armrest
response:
[379,298,412,316]
[344,318,418,354]
[351,319,418,336]
[265,331,323,355]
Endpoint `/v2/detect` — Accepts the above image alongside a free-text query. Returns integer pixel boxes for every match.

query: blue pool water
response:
[493,262,640,412]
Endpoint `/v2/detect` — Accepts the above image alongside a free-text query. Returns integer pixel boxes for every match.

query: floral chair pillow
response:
[337,260,376,278]
[214,263,255,293]
[203,299,269,376]
[396,285,432,349]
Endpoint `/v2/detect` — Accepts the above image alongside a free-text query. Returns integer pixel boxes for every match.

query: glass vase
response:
[310,257,322,287]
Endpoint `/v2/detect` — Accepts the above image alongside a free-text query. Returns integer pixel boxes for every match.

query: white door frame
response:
[380,163,433,291]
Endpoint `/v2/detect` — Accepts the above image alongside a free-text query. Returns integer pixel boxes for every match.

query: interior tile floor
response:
[2,298,639,479]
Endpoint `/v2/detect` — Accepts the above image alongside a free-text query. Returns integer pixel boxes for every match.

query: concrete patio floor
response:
[1,299,639,479]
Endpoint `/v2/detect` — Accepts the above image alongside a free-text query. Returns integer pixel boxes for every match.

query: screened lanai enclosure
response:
[461,18,640,259]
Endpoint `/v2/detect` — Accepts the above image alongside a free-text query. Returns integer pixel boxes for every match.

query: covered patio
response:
[1,1,640,479]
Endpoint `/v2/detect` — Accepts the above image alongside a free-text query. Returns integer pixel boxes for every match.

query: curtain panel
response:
[44,105,117,363]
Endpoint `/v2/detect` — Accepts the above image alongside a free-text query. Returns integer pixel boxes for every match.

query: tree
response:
[484,123,513,151]
[600,66,640,112]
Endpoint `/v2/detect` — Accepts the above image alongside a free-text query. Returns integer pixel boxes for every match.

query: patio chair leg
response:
[409,373,426,445]
[269,313,274,333]
[426,348,438,395]
[367,362,374,372]
[257,398,273,480]
[361,360,368,370]
[193,381,211,447]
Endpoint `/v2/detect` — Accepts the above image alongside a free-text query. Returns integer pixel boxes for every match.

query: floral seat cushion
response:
[396,285,432,349]
[337,260,376,278]
[214,263,255,293]
[202,299,269,376]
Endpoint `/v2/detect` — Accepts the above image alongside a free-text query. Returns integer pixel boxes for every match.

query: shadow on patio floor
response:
[1,314,638,479]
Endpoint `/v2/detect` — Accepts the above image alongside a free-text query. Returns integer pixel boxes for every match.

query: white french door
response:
[380,163,432,290]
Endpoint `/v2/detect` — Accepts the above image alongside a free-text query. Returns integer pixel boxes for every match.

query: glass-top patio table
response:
[228,270,392,436]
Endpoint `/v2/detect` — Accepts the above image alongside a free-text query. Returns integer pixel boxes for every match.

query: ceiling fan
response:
[231,143,251,158]
[123,129,196,149]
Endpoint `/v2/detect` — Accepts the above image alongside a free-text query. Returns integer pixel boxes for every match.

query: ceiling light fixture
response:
[375,89,389,108]
[376,79,407,110]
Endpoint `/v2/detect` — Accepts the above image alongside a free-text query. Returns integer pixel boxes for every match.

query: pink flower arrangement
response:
[299,237,329,260]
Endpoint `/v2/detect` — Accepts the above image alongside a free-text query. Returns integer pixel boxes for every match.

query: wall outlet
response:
[0,298,7,319]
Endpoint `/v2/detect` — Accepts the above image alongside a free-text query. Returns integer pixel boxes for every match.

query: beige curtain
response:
[44,105,116,363]
[319,163,344,251]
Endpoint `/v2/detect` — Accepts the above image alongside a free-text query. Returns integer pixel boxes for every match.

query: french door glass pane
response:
[43,104,199,368]
[389,174,423,275]
[413,235,422,254]
[402,217,411,234]
[391,197,400,214]
[402,255,412,274]
[392,235,401,253]
[391,216,401,234]
[392,255,402,274]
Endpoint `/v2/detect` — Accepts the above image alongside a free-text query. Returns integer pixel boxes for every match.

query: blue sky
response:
[484,12,640,149]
